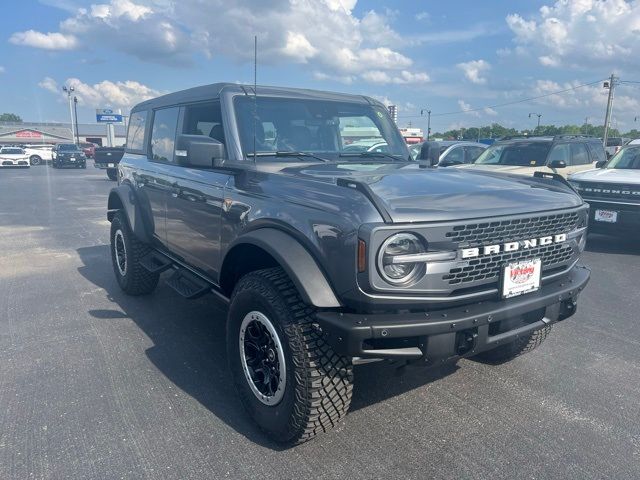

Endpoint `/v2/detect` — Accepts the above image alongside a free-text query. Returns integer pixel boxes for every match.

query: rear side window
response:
[570,143,590,165]
[150,107,180,163]
[126,111,147,152]
[606,137,622,147]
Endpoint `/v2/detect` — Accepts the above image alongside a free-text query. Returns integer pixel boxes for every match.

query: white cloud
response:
[12,0,432,84]
[531,79,640,113]
[484,107,498,116]
[457,100,481,118]
[415,11,430,21]
[38,76,162,110]
[507,0,640,69]
[9,30,78,50]
[457,59,491,84]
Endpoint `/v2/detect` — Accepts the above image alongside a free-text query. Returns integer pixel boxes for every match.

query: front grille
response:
[581,183,640,202]
[445,211,581,246]
[443,243,573,285]
[443,211,581,286]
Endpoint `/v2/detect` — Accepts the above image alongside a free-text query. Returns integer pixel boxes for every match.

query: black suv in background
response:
[51,143,86,168]
[463,135,606,178]
[107,83,590,444]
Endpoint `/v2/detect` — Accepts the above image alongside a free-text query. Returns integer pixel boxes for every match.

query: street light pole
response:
[62,85,75,143]
[421,109,432,141]
[73,96,80,145]
[528,112,542,132]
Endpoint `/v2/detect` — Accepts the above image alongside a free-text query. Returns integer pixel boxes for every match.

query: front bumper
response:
[315,265,590,364]
[94,162,118,170]
[1,159,30,167]
[54,157,86,166]
[586,199,640,235]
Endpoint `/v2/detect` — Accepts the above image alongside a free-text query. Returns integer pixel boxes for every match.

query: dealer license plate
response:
[107,163,115,168]
[502,258,541,299]
[594,209,617,223]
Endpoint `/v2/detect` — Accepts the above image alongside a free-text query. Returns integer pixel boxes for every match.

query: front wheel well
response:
[107,192,125,222]
[220,244,279,297]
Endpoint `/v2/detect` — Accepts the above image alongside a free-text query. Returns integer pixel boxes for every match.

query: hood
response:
[570,168,640,186]
[280,162,583,223]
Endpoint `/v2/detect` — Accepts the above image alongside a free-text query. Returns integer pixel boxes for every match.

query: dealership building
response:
[0,122,126,146]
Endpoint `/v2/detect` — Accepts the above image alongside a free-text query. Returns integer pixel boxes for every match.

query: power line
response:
[398,79,606,119]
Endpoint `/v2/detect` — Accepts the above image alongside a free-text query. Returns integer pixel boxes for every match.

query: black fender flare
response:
[227,228,341,308]
[107,185,152,244]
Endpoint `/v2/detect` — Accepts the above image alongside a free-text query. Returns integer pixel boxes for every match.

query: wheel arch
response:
[107,185,152,244]
[220,228,341,308]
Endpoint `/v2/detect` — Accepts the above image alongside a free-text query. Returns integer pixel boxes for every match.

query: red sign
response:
[15,130,43,138]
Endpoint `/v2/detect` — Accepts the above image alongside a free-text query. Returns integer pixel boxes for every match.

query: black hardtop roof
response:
[131,83,379,112]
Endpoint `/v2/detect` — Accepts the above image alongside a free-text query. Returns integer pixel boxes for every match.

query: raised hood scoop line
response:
[336,177,393,223]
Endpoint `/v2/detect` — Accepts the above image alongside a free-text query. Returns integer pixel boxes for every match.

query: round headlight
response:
[377,233,426,285]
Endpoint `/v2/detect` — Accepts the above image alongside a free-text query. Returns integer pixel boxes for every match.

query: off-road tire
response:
[107,169,118,181]
[474,325,552,364]
[110,211,159,295]
[30,155,42,166]
[227,267,353,445]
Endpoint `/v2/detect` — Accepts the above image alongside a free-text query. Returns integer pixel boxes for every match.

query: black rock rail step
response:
[166,269,211,299]
[139,251,173,275]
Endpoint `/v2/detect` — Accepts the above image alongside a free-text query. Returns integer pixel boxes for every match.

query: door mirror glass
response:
[419,141,440,167]
[595,160,607,168]
[176,134,225,168]
[549,159,566,169]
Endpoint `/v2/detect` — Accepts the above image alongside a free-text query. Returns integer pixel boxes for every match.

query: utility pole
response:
[62,85,75,143]
[602,73,617,148]
[583,116,589,134]
[421,109,431,140]
[73,96,80,144]
[528,112,542,132]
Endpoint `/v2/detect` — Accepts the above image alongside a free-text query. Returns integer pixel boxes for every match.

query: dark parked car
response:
[94,146,125,180]
[107,83,590,444]
[51,143,86,168]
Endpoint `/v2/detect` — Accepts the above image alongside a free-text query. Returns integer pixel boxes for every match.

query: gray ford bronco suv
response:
[107,83,590,444]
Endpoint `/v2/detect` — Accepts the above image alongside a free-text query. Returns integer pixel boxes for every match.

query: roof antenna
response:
[253,35,257,165]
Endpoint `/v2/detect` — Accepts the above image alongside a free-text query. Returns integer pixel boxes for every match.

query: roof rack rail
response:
[497,134,532,141]
[553,134,597,140]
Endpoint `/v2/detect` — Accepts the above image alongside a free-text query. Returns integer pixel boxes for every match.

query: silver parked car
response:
[409,141,487,166]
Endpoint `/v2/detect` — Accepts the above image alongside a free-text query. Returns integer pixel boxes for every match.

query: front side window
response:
[474,142,551,167]
[150,107,179,163]
[570,143,590,165]
[234,96,408,161]
[588,143,607,163]
[182,102,225,145]
[606,147,640,169]
[548,144,571,164]
[442,146,464,165]
[126,110,147,152]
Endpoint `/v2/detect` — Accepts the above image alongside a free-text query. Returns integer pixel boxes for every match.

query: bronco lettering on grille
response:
[461,233,567,259]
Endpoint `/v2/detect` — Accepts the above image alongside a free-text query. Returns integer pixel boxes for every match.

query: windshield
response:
[474,141,551,167]
[1,148,24,154]
[606,137,623,147]
[234,96,409,161]
[606,146,640,169]
[59,144,81,151]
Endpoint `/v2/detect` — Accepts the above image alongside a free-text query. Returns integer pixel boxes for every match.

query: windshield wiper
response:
[251,151,330,163]
[339,151,406,162]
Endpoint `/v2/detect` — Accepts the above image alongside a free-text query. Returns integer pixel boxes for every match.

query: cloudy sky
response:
[1,0,640,132]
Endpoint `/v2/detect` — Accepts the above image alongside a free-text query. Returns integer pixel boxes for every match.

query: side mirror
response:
[175,134,225,168]
[595,160,607,168]
[418,141,440,167]
[549,159,566,169]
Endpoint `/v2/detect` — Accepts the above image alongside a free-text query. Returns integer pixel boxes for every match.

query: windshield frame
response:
[232,95,410,163]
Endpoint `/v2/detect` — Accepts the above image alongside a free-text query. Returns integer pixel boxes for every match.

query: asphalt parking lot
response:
[1,165,639,480]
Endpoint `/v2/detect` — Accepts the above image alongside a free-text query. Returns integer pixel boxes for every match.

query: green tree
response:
[0,113,22,122]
